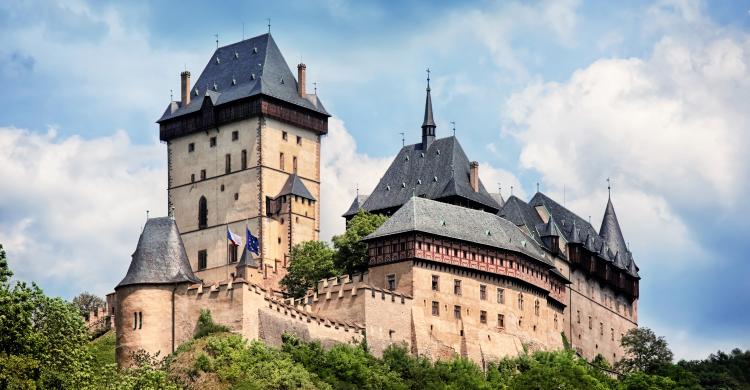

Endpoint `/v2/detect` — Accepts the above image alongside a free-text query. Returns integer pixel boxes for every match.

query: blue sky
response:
[0,0,748,360]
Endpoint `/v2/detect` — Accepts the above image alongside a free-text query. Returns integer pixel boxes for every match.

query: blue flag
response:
[246,227,260,256]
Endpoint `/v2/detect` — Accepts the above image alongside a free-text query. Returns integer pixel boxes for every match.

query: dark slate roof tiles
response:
[117,217,200,288]
[158,33,328,123]
[358,137,500,215]
[343,194,370,217]
[278,174,316,201]
[365,197,553,266]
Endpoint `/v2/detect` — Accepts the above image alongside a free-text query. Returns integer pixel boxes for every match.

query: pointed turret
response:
[116,217,200,288]
[599,197,628,262]
[540,215,561,255]
[421,70,436,149]
[569,219,582,244]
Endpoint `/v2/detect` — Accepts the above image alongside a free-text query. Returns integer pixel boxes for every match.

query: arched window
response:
[241,150,247,169]
[198,196,208,229]
[518,292,524,310]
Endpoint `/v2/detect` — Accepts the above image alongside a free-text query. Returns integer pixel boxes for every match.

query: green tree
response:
[72,291,106,320]
[281,241,336,298]
[332,210,388,275]
[0,243,93,388]
[507,350,610,390]
[616,327,674,374]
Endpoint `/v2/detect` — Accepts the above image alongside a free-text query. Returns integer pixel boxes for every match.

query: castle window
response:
[282,131,288,141]
[554,314,558,329]
[432,301,439,316]
[386,274,396,291]
[480,310,487,324]
[210,136,217,147]
[480,285,487,300]
[577,310,581,324]
[220,184,225,192]
[431,275,439,291]
[188,142,195,153]
[535,299,540,316]
[234,193,239,201]
[400,242,406,251]
[191,174,195,183]
[133,312,137,330]
[518,293,524,310]
[453,305,461,319]
[600,322,604,336]
[229,244,238,263]
[198,196,208,229]
[293,156,298,173]
[280,152,285,170]
[232,130,239,141]
[241,150,247,169]
[201,169,206,180]
[198,250,207,270]
[497,288,505,304]
[225,154,231,174]
[498,314,505,328]
[138,312,142,329]
[453,279,462,296]
[296,135,302,145]
[611,328,614,341]
[588,316,592,330]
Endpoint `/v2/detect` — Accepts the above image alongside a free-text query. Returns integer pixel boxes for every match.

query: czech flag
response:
[246,227,260,256]
[226,227,242,247]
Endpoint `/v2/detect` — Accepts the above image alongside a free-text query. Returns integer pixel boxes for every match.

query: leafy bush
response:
[194,309,230,338]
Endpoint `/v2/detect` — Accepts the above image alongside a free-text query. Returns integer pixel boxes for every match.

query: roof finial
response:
[313,81,317,95]
[511,185,514,196]
[266,18,271,33]
[214,33,219,49]
[607,177,611,199]
[498,182,502,195]
[563,185,566,206]
[356,183,359,197]
[536,182,540,193]
[399,132,405,147]
[146,210,149,220]
[450,121,456,136]
[421,67,436,149]
[170,89,173,101]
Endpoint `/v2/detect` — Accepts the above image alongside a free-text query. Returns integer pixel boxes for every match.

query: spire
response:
[540,214,561,237]
[421,68,436,150]
[599,197,628,260]
[569,219,581,243]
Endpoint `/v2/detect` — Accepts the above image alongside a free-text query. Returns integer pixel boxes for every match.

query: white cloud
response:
[0,127,164,297]
[319,118,392,241]
[478,162,526,200]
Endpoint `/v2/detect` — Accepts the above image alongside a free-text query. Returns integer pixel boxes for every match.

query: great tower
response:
[157,33,329,293]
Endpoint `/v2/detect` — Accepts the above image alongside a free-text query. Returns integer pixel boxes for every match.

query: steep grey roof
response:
[342,194,370,217]
[158,33,328,123]
[498,195,544,245]
[278,174,315,201]
[117,217,200,288]
[529,192,638,277]
[365,197,553,266]
[489,192,505,208]
[238,246,259,268]
[599,198,628,263]
[359,137,500,215]
[422,83,435,128]
[539,215,562,237]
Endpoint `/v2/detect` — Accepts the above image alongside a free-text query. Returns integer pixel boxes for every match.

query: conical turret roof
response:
[540,214,561,237]
[599,198,628,262]
[116,217,200,288]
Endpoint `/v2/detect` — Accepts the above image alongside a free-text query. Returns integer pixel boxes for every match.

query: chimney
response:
[297,63,306,96]
[470,161,479,192]
[180,71,191,106]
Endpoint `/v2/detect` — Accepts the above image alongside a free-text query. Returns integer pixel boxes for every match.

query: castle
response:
[112,33,640,368]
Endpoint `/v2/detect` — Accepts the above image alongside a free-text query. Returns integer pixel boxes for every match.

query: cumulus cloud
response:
[0,127,165,297]
[319,118,393,241]
[502,2,750,358]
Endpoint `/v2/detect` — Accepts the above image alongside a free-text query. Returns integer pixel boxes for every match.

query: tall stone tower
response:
[157,33,329,293]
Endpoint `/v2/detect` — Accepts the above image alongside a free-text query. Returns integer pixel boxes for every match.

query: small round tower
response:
[114,217,200,367]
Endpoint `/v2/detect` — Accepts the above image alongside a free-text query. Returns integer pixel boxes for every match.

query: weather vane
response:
[399,132,405,146]
[450,121,456,136]
[266,18,271,33]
